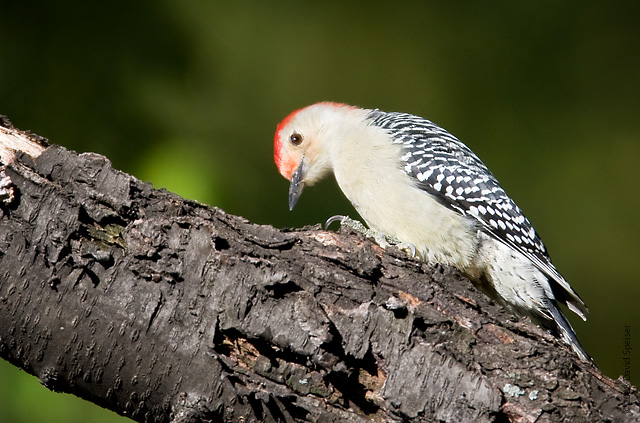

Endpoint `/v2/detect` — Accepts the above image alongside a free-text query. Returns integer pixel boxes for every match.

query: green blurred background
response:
[1,1,638,421]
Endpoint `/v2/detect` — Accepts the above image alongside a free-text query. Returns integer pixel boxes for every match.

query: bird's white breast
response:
[327,121,479,268]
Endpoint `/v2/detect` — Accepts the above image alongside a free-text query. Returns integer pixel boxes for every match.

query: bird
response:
[273,101,589,360]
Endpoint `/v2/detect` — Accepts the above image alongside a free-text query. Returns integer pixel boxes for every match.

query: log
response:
[0,116,637,422]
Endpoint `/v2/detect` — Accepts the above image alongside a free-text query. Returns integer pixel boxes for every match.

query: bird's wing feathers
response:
[367,110,586,318]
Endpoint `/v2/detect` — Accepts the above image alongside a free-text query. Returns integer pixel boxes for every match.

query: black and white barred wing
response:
[367,110,586,318]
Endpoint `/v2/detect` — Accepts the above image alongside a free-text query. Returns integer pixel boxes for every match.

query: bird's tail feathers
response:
[546,301,591,362]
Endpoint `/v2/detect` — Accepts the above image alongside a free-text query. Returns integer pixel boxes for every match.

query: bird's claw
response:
[324,215,417,258]
[325,215,369,233]
[394,240,417,258]
[324,215,347,230]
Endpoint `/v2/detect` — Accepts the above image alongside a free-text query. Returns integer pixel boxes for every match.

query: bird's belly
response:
[337,169,479,269]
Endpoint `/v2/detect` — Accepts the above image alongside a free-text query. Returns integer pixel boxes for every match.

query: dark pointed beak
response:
[288,159,305,210]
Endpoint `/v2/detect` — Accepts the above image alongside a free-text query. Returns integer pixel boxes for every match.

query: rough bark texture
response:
[0,119,637,422]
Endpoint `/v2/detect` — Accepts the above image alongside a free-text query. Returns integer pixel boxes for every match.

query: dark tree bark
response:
[0,117,637,423]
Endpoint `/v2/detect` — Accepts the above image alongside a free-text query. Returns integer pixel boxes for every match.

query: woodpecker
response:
[274,102,589,360]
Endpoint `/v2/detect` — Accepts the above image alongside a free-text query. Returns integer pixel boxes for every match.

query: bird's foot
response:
[325,215,416,257]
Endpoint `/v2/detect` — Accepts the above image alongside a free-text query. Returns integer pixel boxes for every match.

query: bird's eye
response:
[290,132,303,146]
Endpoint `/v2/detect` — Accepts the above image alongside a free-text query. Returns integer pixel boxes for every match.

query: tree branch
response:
[0,116,637,422]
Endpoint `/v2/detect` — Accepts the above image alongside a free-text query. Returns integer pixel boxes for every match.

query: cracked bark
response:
[0,117,637,423]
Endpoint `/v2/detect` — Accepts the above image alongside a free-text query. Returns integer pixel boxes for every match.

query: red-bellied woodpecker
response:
[274,102,589,361]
